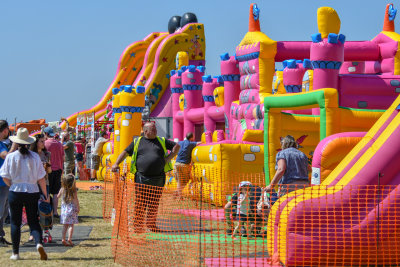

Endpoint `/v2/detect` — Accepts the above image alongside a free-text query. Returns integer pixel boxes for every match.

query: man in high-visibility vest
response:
[111,122,180,233]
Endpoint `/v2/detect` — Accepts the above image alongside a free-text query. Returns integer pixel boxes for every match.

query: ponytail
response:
[18,144,31,156]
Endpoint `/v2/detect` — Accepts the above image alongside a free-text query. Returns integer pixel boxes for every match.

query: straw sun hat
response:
[9,128,35,145]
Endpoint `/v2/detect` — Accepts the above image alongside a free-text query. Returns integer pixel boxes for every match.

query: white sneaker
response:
[10,254,20,260]
[36,244,48,260]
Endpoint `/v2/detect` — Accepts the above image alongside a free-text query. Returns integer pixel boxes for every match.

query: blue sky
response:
[1,0,398,123]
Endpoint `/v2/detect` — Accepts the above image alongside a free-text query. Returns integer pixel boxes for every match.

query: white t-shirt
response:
[0,151,46,193]
[93,137,108,156]
[237,193,251,216]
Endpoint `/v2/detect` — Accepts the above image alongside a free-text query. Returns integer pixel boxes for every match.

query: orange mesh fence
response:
[103,165,400,266]
[102,164,116,221]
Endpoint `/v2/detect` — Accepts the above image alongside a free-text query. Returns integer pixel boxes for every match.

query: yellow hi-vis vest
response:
[130,136,173,174]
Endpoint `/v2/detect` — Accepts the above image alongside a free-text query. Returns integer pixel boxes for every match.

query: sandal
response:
[67,240,74,247]
[62,240,70,246]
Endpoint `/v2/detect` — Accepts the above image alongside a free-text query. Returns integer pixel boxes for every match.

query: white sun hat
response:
[9,128,35,145]
[239,181,252,188]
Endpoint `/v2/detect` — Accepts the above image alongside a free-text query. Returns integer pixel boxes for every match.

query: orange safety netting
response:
[103,166,400,266]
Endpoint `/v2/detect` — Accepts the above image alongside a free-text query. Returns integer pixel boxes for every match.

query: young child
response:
[57,174,80,246]
[230,182,262,239]
[257,190,278,230]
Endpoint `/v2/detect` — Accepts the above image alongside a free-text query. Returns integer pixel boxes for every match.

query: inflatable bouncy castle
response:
[264,4,400,266]
[167,3,400,208]
[96,3,400,266]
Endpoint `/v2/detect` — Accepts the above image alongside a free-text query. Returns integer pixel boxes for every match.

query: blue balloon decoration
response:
[220,52,230,61]
[303,59,312,69]
[253,4,260,21]
[136,86,145,94]
[112,88,119,95]
[327,33,339,44]
[389,4,397,21]
[197,66,205,73]
[124,85,133,93]
[215,75,224,84]
[202,75,212,83]
[286,59,297,69]
[188,65,196,72]
[311,33,322,43]
[338,34,346,44]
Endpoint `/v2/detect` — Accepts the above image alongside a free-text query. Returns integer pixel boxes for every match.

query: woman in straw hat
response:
[0,128,48,260]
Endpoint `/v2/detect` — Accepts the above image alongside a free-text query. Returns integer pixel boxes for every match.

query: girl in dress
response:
[57,174,80,246]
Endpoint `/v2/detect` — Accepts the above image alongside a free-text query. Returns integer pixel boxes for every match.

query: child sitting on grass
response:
[58,174,80,246]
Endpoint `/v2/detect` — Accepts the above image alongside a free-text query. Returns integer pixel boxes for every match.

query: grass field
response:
[0,187,120,266]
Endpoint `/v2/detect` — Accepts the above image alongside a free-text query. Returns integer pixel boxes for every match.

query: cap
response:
[43,126,55,137]
[239,181,252,188]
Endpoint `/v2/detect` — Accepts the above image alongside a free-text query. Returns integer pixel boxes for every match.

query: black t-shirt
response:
[125,137,176,177]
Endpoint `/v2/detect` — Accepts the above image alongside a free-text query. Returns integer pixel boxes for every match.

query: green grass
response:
[0,189,120,266]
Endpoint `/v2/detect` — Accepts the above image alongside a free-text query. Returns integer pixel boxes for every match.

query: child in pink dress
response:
[57,174,80,246]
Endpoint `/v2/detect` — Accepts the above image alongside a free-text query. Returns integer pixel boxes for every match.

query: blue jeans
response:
[0,186,9,237]
[8,191,42,254]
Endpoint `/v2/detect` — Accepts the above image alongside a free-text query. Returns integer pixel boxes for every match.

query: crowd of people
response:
[0,120,91,260]
[0,117,311,259]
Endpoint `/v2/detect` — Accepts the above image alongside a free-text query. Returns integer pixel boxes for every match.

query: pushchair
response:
[20,195,54,244]
[38,196,53,243]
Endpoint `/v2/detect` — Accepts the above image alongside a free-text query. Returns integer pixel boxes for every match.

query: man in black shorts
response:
[112,122,180,232]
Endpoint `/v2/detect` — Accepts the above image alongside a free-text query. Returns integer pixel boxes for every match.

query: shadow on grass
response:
[78,243,102,248]
[85,237,111,241]
[51,256,114,261]
[78,216,104,223]
[77,190,103,195]
[79,215,104,219]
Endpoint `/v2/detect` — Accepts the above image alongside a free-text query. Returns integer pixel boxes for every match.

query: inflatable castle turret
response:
[310,7,345,90]
[170,70,184,141]
[111,87,122,161]
[202,75,223,134]
[220,54,240,139]
[118,85,145,153]
[282,59,312,93]
[182,65,205,138]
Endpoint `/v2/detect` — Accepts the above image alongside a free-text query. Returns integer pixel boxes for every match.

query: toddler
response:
[57,174,80,246]
[230,182,262,239]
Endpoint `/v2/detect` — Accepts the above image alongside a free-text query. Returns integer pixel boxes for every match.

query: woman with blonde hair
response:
[264,135,310,197]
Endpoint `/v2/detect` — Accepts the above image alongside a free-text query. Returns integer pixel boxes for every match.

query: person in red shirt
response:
[74,137,85,180]
[44,127,64,217]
